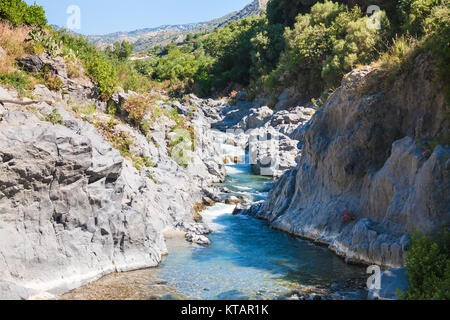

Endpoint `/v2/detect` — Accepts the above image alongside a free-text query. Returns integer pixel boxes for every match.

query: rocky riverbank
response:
[0,53,230,299]
[238,54,449,269]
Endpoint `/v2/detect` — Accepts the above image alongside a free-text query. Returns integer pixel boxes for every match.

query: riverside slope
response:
[0,85,226,299]
[247,54,450,269]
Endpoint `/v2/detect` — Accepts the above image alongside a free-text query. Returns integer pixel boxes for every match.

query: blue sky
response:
[25,0,252,35]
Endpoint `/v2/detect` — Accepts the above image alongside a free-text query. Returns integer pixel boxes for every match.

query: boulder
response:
[17,54,68,80]
[246,106,273,129]
[17,55,44,73]
[185,232,211,246]
[0,90,226,299]
[203,197,215,207]
[225,196,241,205]
[248,127,299,177]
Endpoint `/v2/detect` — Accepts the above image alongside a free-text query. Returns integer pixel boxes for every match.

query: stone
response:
[185,232,211,246]
[246,106,273,129]
[17,54,68,80]
[39,54,68,80]
[0,85,226,299]
[203,197,215,207]
[17,55,44,73]
[225,196,241,205]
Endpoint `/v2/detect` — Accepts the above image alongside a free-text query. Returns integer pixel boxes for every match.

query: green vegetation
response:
[0,0,47,28]
[106,41,134,61]
[43,72,64,91]
[0,71,29,95]
[399,228,450,300]
[0,0,448,168]
[41,108,63,125]
[266,1,390,95]
[54,32,118,100]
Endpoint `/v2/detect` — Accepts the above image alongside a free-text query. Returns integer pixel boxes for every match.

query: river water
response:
[63,148,367,300]
[156,162,367,300]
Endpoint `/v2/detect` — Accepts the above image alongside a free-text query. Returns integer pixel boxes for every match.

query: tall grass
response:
[0,21,32,73]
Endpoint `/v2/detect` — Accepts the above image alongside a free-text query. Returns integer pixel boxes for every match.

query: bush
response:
[399,228,450,300]
[0,71,29,94]
[0,0,47,27]
[424,2,450,102]
[43,72,64,91]
[54,31,118,100]
[267,1,389,95]
[123,93,155,122]
[0,21,33,73]
[41,108,64,125]
[106,41,134,61]
[399,0,444,36]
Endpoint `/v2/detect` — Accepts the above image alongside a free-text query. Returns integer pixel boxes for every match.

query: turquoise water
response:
[157,163,367,300]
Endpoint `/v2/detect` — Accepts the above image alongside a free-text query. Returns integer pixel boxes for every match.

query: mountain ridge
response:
[87,0,268,52]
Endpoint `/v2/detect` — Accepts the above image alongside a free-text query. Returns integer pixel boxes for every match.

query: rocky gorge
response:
[0,49,448,300]
[239,54,450,270]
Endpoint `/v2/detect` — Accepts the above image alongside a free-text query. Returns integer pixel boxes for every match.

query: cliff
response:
[249,53,450,268]
[0,54,226,299]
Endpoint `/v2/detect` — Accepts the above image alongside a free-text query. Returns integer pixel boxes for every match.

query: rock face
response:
[18,54,100,107]
[248,54,450,268]
[208,94,315,177]
[0,85,225,299]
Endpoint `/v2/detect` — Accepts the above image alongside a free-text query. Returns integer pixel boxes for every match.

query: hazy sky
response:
[25,0,251,35]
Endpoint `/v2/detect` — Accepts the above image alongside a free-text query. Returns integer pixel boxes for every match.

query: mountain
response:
[86,0,268,53]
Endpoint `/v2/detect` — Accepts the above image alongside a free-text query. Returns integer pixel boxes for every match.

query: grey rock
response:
[225,196,241,205]
[251,55,450,268]
[246,106,273,129]
[18,54,67,80]
[17,55,44,73]
[0,89,226,299]
[185,232,211,246]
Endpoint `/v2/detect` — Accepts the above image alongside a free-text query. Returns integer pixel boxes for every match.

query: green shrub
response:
[105,41,134,61]
[43,72,64,91]
[54,31,118,100]
[267,1,389,94]
[123,93,155,122]
[424,2,450,102]
[0,71,29,95]
[399,228,450,300]
[399,0,444,36]
[41,109,64,125]
[0,0,47,27]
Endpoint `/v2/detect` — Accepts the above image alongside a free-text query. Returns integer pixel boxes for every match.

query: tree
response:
[0,0,47,27]
[107,41,134,61]
[267,0,316,27]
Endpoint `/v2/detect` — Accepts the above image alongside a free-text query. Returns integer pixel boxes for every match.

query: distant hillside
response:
[87,0,268,53]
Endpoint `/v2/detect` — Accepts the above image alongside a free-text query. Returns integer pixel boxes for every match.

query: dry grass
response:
[0,21,33,73]
[374,35,423,75]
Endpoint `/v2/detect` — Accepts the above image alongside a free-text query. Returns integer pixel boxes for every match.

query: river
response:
[63,159,368,300]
